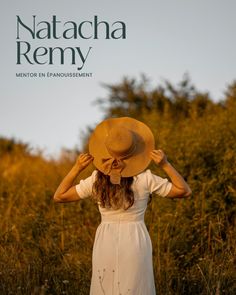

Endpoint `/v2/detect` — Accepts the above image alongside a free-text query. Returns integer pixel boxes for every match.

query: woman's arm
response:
[150,149,192,198]
[53,153,93,203]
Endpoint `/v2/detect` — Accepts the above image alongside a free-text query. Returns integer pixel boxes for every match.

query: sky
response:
[1,0,236,157]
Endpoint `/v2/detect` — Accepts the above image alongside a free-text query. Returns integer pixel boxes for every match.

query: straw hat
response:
[89,117,155,184]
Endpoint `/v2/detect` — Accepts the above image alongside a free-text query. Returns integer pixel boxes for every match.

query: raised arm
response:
[53,153,93,203]
[150,149,191,198]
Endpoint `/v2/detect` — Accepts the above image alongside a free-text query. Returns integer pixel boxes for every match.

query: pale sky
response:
[1,0,236,157]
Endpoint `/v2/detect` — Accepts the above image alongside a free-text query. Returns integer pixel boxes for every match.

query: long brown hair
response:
[92,170,134,210]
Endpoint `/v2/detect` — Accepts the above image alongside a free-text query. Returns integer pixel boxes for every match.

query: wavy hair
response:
[92,170,134,210]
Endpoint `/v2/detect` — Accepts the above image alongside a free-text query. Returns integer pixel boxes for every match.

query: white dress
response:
[76,169,172,295]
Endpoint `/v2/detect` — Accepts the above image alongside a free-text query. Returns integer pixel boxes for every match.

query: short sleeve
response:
[75,170,97,199]
[146,169,172,197]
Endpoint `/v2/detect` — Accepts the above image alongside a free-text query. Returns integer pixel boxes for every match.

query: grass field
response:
[0,79,236,294]
[0,136,235,295]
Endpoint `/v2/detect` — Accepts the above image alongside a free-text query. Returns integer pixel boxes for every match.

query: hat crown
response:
[105,127,136,159]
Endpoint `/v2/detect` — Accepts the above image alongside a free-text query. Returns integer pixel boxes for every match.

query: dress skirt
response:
[89,220,156,295]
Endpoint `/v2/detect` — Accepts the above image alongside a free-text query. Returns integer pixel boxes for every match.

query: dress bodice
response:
[76,169,172,223]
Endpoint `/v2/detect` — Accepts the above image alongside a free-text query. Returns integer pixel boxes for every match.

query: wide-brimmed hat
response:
[89,117,155,184]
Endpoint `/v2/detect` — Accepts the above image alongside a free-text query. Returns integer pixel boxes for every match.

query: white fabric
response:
[76,169,172,295]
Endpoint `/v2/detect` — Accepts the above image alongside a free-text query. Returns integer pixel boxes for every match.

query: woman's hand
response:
[150,149,168,167]
[53,153,94,203]
[151,149,191,198]
[74,153,94,171]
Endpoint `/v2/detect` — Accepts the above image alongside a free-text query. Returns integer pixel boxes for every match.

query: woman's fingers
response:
[79,153,93,159]
[151,150,162,158]
[83,156,94,165]
[151,149,164,155]
[150,149,167,166]
[76,153,94,168]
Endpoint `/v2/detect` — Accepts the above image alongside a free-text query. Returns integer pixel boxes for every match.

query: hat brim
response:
[89,117,155,177]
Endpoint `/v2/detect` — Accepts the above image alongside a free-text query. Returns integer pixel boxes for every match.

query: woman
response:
[54,117,191,295]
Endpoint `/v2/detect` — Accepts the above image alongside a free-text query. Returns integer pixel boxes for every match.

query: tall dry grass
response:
[0,80,236,294]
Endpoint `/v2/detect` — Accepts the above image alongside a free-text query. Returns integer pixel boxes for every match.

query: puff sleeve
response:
[145,169,172,197]
[75,170,97,199]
